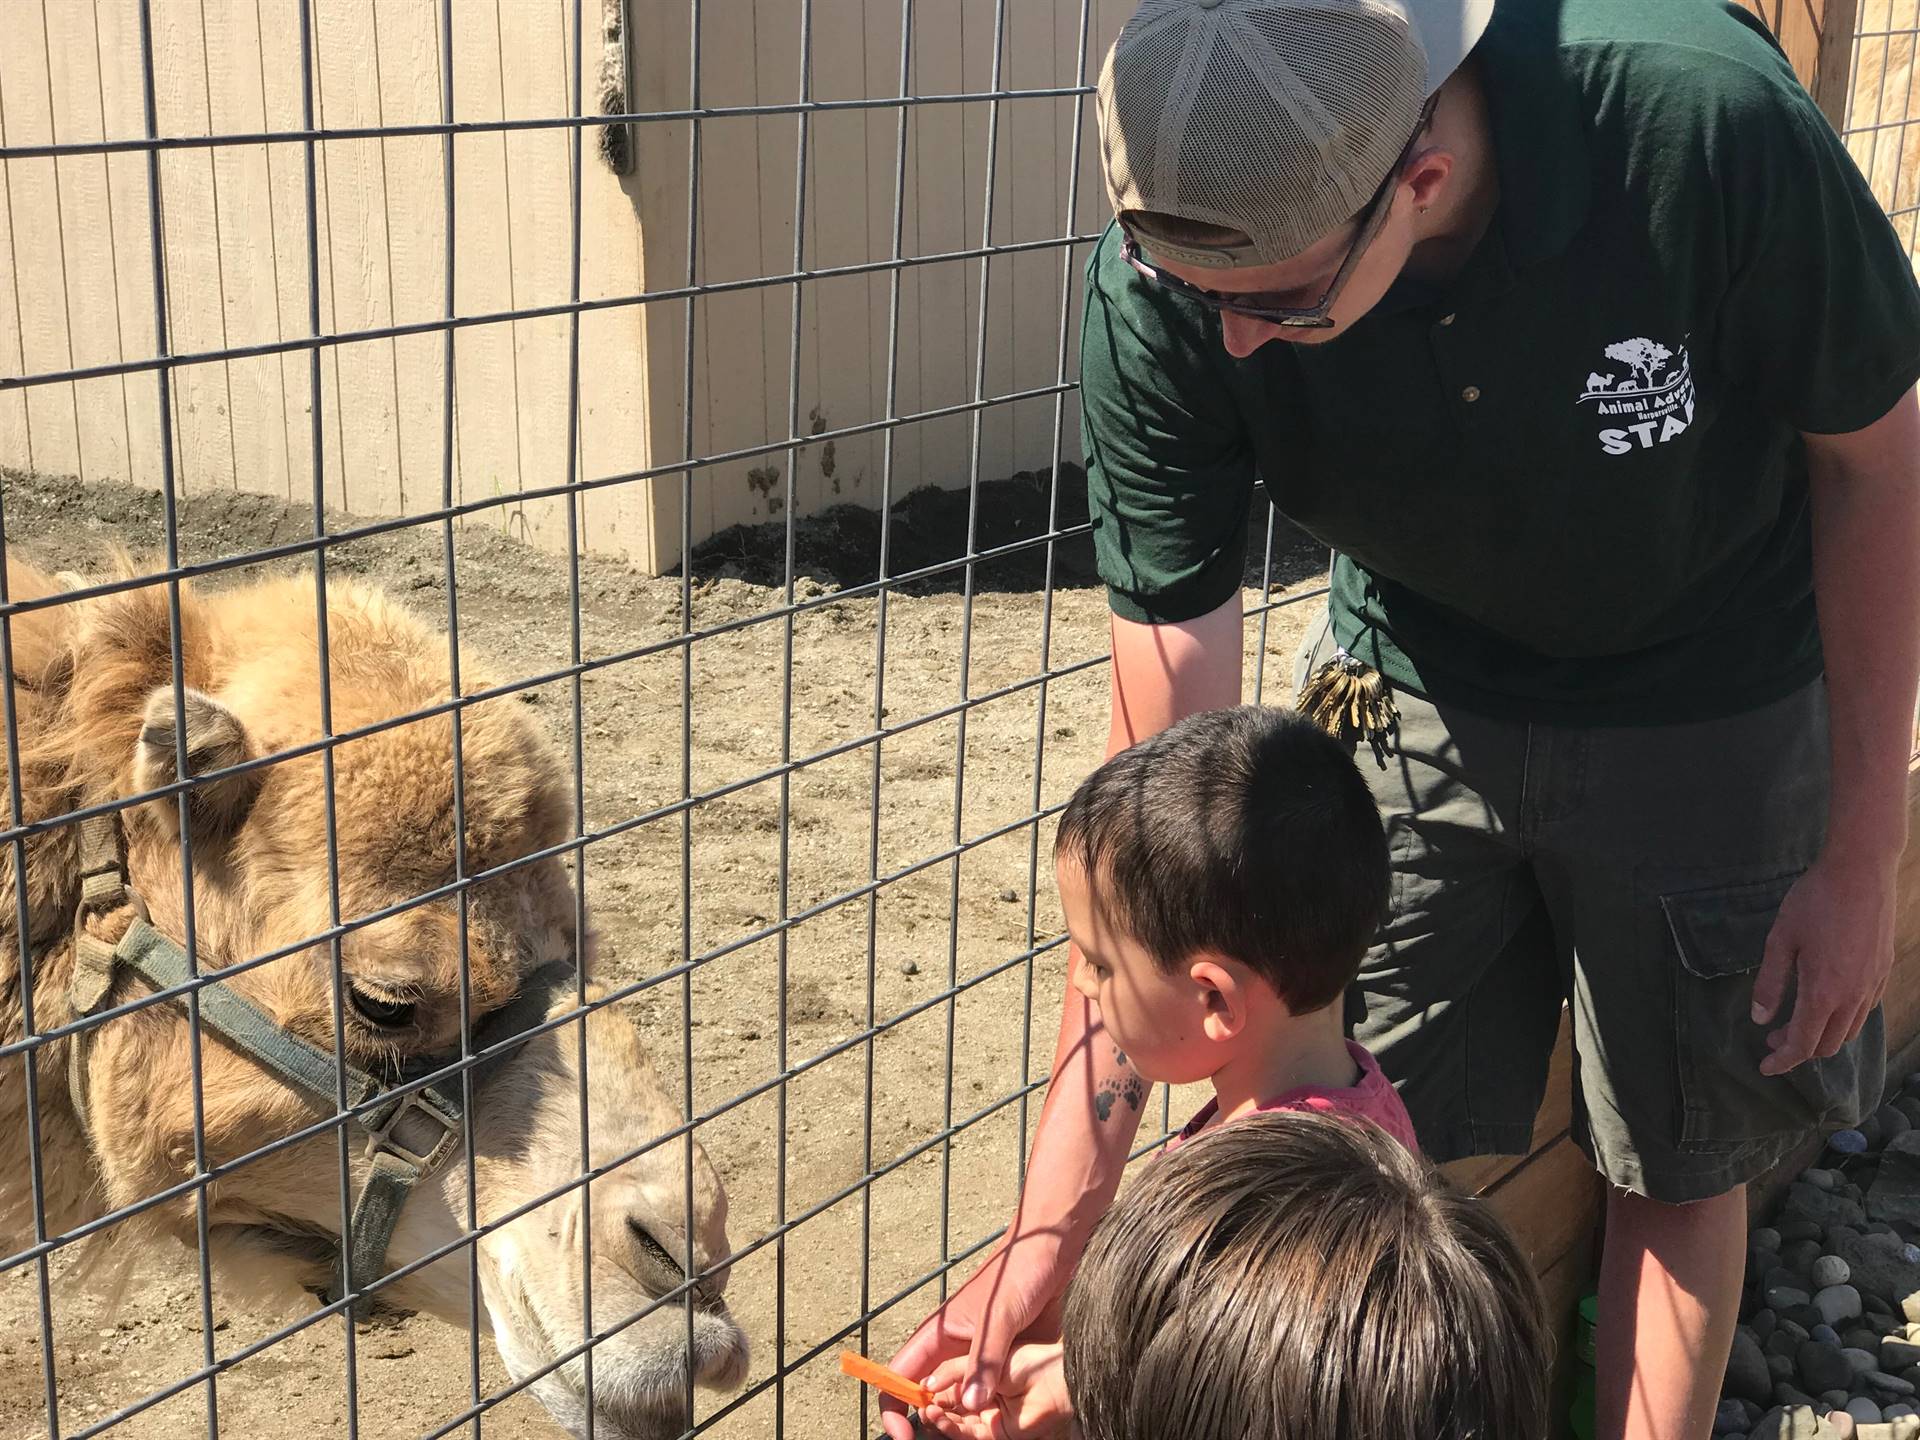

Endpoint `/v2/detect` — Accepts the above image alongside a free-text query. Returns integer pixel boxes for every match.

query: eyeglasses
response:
[1121,101,1436,330]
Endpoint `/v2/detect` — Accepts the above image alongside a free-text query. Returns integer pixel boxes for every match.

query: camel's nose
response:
[591,1193,727,1313]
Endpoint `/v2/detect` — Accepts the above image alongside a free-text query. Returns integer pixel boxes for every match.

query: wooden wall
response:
[0,1,656,559]
[0,0,1131,571]
[626,0,1131,572]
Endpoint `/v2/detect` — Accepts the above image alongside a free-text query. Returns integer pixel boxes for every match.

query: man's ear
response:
[1190,956,1250,1043]
[1402,147,1456,215]
[133,686,259,842]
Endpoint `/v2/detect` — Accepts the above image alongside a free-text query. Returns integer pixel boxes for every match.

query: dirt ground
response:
[0,464,1328,1440]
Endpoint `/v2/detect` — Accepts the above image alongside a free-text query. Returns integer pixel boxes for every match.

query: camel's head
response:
[17,561,747,1438]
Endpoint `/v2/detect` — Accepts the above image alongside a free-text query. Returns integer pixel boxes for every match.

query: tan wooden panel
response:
[369,0,446,519]
[94,0,166,492]
[202,0,296,503]
[1736,0,1860,129]
[0,2,85,481]
[0,72,32,472]
[312,0,406,516]
[1486,1135,1607,1279]
[153,0,241,496]
[42,5,133,490]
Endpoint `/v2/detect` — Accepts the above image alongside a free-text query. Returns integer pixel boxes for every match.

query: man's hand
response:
[919,1342,1072,1440]
[878,1233,1069,1440]
[1752,850,1899,1075]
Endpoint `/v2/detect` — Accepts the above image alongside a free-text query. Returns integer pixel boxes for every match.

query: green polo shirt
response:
[1081,0,1920,724]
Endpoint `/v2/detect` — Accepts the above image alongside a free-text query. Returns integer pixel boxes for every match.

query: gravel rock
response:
[1793,1184,1871,1230]
[1809,1170,1844,1191]
[1755,1405,1821,1440]
[1885,1342,1920,1372]
[898,959,919,976]
[1871,1372,1920,1398]
[1852,1400,1889,1426]
[1832,1232,1920,1310]
[1819,1286,1868,1326]
[1816,1325,1845,1345]
[1852,1350,1887,1376]
[1818,1259,1859,1289]
[1784,1220,1831,1243]
[1772,1288,1815,1313]
[1753,1229,1784,1252]
[1720,1399,1762,1433]
[1805,1342,1860,1394]
[1882,1107,1914,1144]
[1756,1404,1851,1440]
[1869,1135,1920,1229]
[1790,1241,1834,1274]
[1836,1131,1873,1156]
[1729,1331,1779,1404]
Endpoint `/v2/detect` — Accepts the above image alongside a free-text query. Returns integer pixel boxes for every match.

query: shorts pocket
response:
[1661,868,1881,1150]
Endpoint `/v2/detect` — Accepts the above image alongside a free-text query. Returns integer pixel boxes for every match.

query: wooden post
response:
[1736,0,1862,132]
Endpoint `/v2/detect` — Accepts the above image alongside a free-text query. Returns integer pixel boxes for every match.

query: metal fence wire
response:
[0,3,1327,1437]
[6,2,1914,1438]
[1847,0,1920,261]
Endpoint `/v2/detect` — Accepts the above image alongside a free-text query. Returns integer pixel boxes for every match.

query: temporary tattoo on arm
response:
[1093,1073,1147,1122]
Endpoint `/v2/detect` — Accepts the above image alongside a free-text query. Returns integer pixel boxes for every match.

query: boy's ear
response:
[1189,956,1249,1043]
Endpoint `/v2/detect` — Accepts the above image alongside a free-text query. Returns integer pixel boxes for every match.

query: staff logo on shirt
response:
[1578,336,1696,455]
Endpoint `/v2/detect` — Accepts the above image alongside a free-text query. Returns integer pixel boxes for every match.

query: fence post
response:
[1737,0,1860,132]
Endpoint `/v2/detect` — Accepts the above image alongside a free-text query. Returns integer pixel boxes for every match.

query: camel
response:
[0,553,748,1439]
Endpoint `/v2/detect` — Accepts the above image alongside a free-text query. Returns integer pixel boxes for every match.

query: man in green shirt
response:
[885,1,1920,1437]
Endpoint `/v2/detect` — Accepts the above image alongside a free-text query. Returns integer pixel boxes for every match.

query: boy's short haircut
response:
[1054,705,1389,1013]
[1062,1110,1550,1440]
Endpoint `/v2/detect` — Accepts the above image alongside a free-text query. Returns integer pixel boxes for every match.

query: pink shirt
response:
[1172,1041,1420,1156]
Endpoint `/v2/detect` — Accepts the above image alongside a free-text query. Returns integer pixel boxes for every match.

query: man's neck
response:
[1209,1002,1361,1125]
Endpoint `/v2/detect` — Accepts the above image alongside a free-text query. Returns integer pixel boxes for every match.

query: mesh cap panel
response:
[1097,0,1492,267]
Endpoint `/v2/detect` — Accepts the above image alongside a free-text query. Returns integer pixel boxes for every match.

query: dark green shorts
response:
[1297,613,1886,1203]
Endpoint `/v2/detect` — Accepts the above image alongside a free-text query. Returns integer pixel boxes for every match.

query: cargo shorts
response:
[1296,612,1886,1203]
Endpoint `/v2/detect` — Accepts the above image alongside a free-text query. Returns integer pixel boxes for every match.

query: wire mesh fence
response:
[1847,0,1920,261]
[10,1,1920,1436]
[0,3,1323,1437]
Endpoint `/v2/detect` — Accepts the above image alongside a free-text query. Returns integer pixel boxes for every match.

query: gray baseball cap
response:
[1097,0,1495,268]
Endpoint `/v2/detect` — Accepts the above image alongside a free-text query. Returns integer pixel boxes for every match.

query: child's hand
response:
[917,1341,1072,1439]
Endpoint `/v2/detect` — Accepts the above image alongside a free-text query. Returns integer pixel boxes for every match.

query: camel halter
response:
[62,811,577,1317]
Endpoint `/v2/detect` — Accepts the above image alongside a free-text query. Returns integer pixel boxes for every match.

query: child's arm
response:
[917,1342,1072,1440]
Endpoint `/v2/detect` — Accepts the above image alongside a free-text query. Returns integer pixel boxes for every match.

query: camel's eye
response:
[347,986,416,1030]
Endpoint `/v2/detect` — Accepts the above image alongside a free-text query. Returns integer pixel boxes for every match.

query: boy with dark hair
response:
[1052,703,1412,1149]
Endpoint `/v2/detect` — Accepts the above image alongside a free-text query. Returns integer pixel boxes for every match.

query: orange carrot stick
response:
[840,1351,934,1409]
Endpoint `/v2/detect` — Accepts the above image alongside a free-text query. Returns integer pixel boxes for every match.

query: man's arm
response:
[1014,594,1249,1246]
[1752,387,1920,1071]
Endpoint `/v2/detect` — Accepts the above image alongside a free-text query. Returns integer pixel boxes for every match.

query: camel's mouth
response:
[490,1286,751,1440]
